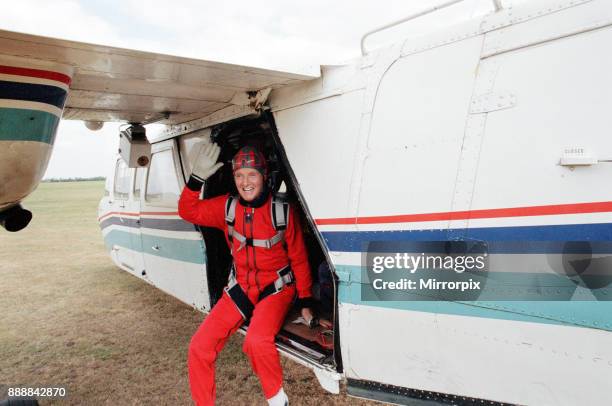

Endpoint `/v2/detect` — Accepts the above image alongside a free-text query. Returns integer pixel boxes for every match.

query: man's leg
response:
[243,285,296,399]
[188,292,244,406]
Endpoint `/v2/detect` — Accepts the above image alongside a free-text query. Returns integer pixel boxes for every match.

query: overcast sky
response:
[2,0,502,179]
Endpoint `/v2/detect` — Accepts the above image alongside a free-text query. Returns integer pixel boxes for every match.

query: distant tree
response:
[43,177,106,183]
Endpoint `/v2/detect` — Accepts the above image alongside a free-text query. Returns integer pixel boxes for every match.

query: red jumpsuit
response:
[179,183,312,405]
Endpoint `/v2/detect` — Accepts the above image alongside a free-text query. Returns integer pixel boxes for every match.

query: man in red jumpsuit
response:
[178,142,315,406]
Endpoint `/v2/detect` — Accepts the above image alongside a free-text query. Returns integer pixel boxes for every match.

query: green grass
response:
[0,182,375,405]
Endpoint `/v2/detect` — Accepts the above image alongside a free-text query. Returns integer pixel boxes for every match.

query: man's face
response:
[234,168,264,202]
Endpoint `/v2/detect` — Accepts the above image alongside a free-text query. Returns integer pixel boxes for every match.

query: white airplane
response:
[2,0,612,404]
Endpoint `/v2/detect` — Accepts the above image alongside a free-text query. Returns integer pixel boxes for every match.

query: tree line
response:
[42,177,106,183]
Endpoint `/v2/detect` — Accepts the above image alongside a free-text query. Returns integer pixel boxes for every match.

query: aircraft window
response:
[113,159,130,200]
[145,150,180,205]
[134,168,144,199]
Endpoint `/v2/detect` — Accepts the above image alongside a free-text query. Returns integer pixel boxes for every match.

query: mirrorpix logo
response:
[361,241,489,301]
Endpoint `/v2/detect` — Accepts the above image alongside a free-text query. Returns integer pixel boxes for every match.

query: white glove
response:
[192,142,224,181]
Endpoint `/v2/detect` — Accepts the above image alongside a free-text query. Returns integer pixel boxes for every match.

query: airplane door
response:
[112,158,139,274]
[344,35,484,402]
[140,139,211,311]
[129,167,145,276]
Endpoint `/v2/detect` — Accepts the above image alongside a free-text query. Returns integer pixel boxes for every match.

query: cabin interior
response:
[191,112,339,369]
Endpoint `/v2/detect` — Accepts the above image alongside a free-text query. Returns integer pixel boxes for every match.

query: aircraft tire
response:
[0,204,32,232]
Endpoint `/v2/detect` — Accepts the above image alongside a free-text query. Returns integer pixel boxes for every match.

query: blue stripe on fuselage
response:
[0,80,67,109]
[103,229,206,264]
[322,223,612,253]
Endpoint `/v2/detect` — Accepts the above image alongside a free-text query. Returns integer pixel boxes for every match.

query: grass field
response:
[0,181,376,405]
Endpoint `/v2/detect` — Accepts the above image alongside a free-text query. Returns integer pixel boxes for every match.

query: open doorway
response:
[191,112,340,370]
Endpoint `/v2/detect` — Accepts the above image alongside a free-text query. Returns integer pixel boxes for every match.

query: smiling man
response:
[178,143,315,406]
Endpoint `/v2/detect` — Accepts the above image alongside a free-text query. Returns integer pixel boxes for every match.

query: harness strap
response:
[231,229,286,251]
[271,195,289,231]
[225,284,254,320]
[225,265,294,321]
[224,196,238,245]
[224,194,289,252]
[258,265,294,301]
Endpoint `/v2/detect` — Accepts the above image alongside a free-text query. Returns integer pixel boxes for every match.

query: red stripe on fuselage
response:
[0,65,72,85]
[315,201,612,226]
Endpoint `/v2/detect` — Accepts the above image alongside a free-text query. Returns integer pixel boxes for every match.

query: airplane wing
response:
[0,29,320,125]
[0,28,320,231]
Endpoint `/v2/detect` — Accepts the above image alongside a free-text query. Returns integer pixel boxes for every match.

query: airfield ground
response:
[0,181,376,405]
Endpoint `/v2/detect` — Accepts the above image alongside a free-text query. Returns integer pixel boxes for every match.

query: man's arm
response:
[284,204,313,302]
[284,204,334,328]
[178,176,227,229]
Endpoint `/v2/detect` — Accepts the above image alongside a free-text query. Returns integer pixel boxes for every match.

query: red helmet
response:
[231,146,267,175]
